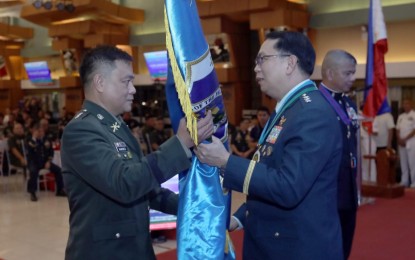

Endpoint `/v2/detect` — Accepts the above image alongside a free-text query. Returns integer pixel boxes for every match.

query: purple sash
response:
[319,85,351,126]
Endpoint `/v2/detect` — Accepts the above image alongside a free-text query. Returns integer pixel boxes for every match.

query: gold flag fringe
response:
[164,7,198,144]
[224,230,233,254]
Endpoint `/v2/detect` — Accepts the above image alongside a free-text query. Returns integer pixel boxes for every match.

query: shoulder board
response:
[74,109,90,120]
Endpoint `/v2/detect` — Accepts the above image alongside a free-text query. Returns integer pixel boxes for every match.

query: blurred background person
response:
[248,106,270,149]
[396,99,415,188]
[373,110,395,152]
[26,123,66,202]
[231,118,255,159]
[149,116,170,151]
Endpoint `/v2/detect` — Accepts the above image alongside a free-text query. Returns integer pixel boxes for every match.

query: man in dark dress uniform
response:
[26,123,66,201]
[195,31,343,259]
[321,49,359,259]
[61,46,213,260]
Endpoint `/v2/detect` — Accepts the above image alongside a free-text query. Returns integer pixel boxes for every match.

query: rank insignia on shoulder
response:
[302,93,312,103]
[74,112,84,119]
[74,109,88,119]
[111,122,120,132]
[114,142,128,152]
[97,114,104,120]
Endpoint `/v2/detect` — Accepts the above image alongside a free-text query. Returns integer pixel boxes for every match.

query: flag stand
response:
[361,147,404,198]
[360,0,404,199]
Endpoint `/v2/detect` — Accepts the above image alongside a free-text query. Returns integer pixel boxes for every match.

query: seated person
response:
[26,122,66,202]
[231,118,255,158]
[7,122,27,176]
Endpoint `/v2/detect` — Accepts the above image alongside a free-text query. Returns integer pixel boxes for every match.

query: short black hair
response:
[79,45,133,88]
[266,31,316,76]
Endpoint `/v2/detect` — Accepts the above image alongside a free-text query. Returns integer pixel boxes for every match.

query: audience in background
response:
[149,117,170,151]
[58,108,74,139]
[28,97,41,121]
[231,118,255,159]
[7,122,27,178]
[39,118,57,144]
[142,113,156,153]
[2,113,15,138]
[122,112,140,130]
[2,108,11,125]
[26,123,66,202]
[249,106,270,149]
[1,98,71,201]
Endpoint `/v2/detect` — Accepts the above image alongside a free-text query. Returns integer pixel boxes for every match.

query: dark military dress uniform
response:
[320,83,359,259]
[26,135,64,194]
[61,101,191,260]
[224,81,344,259]
[231,129,250,154]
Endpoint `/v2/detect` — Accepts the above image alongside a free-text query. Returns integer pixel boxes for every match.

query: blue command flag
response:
[164,0,235,259]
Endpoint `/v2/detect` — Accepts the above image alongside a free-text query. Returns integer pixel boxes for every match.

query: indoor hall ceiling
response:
[307,0,415,28]
[0,0,415,29]
[0,0,415,56]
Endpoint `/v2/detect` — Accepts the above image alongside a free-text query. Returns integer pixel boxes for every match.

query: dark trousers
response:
[339,208,357,260]
[27,162,64,194]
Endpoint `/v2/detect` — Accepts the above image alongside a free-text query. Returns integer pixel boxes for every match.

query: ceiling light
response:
[56,1,65,11]
[43,1,53,10]
[32,0,42,9]
[65,3,75,13]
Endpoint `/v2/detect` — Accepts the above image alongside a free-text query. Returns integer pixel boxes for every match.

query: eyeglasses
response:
[255,54,291,66]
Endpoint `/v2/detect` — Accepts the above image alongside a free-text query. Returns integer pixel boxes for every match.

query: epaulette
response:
[74,109,90,120]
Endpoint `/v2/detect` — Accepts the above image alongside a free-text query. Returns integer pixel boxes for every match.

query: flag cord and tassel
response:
[164,7,198,144]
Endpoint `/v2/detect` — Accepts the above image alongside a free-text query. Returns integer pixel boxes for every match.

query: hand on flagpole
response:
[176,110,213,148]
[194,136,230,168]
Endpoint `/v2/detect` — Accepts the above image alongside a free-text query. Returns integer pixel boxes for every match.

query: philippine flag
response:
[363,0,389,133]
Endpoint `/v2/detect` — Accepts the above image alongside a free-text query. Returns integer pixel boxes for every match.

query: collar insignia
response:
[97,114,104,120]
[111,122,120,132]
[279,116,286,126]
[302,93,312,103]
